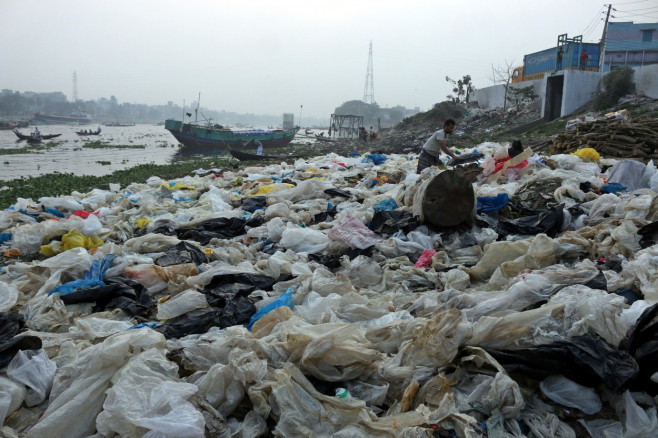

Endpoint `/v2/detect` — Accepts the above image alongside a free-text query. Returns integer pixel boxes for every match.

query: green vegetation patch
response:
[83,141,146,149]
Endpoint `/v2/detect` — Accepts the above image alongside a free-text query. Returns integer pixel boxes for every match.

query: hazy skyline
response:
[2,0,656,120]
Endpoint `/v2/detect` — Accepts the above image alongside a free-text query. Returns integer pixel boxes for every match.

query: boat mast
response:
[195,92,200,123]
[182,99,185,122]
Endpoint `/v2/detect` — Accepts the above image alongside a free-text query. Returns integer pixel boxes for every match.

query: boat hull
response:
[164,119,299,151]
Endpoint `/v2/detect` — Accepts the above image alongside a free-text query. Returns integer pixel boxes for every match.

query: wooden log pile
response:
[549,114,658,161]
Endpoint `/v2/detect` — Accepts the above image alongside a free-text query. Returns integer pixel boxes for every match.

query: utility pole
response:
[363,41,375,104]
[72,71,78,103]
[599,4,613,71]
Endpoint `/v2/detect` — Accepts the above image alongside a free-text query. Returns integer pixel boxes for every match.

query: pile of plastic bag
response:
[2,144,658,437]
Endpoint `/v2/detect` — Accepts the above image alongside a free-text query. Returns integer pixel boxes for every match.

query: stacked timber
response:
[549,114,658,161]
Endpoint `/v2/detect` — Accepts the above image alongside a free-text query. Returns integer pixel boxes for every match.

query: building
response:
[602,21,658,71]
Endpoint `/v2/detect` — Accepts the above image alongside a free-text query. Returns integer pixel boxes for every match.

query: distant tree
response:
[489,60,516,113]
[445,75,474,104]
[507,85,538,111]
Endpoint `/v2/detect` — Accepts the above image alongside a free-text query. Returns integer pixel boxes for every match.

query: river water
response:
[0,124,324,182]
[0,124,190,181]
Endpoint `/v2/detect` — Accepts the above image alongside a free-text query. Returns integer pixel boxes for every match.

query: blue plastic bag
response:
[363,154,387,165]
[601,182,626,194]
[477,193,509,213]
[247,287,294,331]
[48,279,106,296]
[373,199,398,212]
[44,208,66,218]
[84,254,116,281]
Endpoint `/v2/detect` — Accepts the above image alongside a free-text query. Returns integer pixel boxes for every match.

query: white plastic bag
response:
[7,349,57,407]
[157,290,209,320]
[540,375,602,414]
[328,213,381,249]
[0,376,26,425]
[0,280,19,312]
[279,224,329,254]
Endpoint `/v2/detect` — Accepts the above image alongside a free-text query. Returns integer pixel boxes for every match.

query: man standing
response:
[416,119,458,173]
[556,47,564,70]
[255,140,263,156]
[580,49,588,70]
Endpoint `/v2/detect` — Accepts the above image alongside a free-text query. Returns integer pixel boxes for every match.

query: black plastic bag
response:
[155,295,256,339]
[638,221,658,249]
[154,241,208,267]
[0,312,26,343]
[498,206,564,238]
[60,277,152,317]
[241,196,267,212]
[324,188,352,198]
[370,210,420,234]
[0,335,42,368]
[177,217,247,244]
[620,302,658,395]
[486,335,638,393]
[155,307,228,339]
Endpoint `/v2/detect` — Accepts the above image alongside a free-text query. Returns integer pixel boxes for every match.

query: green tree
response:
[506,86,538,111]
[445,75,474,104]
[594,67,635,110]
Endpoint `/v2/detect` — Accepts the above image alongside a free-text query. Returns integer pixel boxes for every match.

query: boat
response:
[25,135,42,144]
[13,128,61,140]
[227,144,302,161]
[228,148,283,161]
[34,111,93,124]
[164,119,300,151]
[76,127,102,136]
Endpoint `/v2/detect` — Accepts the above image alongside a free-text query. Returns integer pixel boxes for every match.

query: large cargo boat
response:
[164,119,299,150]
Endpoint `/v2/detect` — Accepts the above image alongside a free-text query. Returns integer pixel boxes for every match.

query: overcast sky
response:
[1,0,656,121]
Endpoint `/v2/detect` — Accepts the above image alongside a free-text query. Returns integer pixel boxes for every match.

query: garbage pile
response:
[3,144,658,437]
[552,113,658,161]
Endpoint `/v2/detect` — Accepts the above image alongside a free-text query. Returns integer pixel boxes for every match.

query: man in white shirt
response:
[255,140,263,156]
[416,119,458,173]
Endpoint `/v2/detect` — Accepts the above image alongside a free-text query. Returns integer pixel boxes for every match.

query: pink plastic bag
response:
[415,249,436,268]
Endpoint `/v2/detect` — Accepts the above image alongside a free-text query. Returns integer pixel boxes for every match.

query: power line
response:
[582,5,606,36]
[616,6,658,12]
[613,12,658,19]
[610,0,653,5]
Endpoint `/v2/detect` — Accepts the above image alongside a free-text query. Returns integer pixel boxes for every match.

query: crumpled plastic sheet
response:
[3,150,658,436]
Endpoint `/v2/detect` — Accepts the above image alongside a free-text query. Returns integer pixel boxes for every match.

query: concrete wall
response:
[473,65,657,117]
[560,70,604,117]
[471,79,544,110]
[633,64,658,98]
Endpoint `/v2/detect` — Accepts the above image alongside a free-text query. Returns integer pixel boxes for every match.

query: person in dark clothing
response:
[556,47,564,70]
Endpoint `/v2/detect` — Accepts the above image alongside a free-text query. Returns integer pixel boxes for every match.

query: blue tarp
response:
[477,193,510,213]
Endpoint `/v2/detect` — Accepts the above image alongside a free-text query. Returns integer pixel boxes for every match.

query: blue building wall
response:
[603,21,658,71]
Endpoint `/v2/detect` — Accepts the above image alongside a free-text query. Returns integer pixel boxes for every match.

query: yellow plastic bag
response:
[134,217,151,229]
[159,182,195,191]
[572,148,600,162]
[254,183,294,195]
[40,229,104,256]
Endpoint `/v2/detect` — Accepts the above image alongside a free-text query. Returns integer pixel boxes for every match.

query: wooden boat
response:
[13,129,61,140]
[26,136,42,144]
[228,148,281,161]
[76,127,102,136]
[165,119,299,151]
[228,145,303,161]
